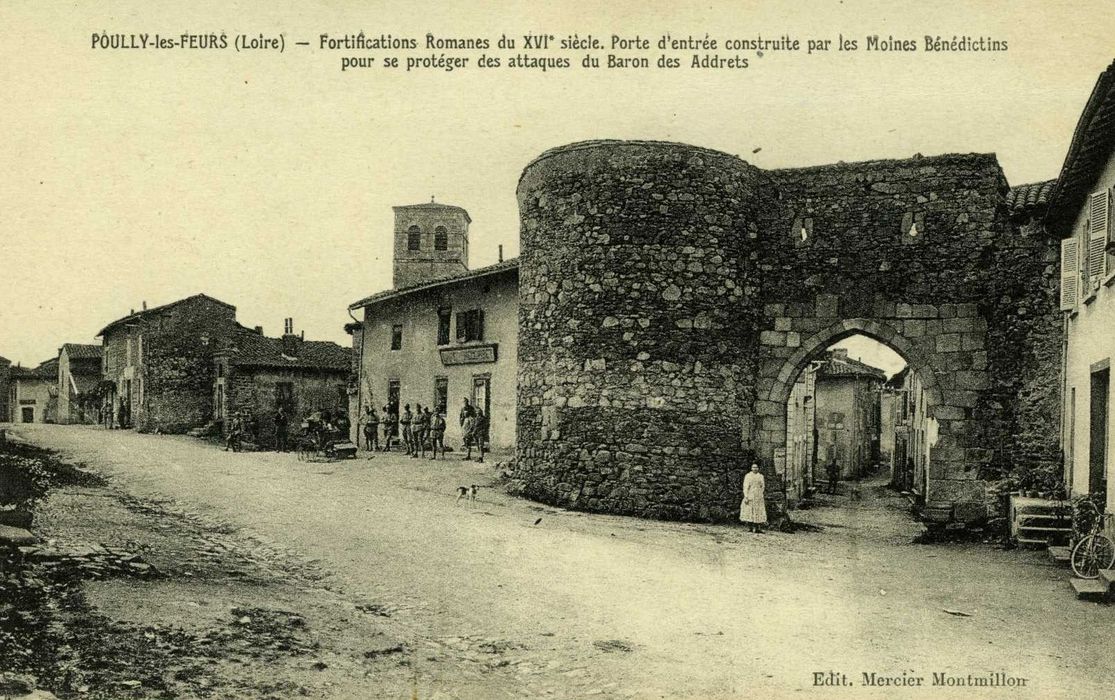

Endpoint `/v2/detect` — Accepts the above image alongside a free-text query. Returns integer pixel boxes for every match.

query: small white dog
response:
[456,485,479,504]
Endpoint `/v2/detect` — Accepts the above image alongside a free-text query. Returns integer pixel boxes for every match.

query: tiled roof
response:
[393,201,472,223]
[223,327,350,371]
[817,352,887,381]
[1047,60,1115,228]
[11,358,58,380]
[349,258,519,310]
[62,343,103,360]
[97,293,235,337]
[1006,179,1056,216]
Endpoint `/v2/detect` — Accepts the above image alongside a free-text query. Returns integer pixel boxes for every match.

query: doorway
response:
[473,375,490,446]
[1089,368,1109,495]
[387,380,401,437]
[21,406,34,423]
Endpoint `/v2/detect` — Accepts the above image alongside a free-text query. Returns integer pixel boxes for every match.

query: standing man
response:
[400,404,414,456]
[826,455,840,495]
[274,406,289,452]
[459,398,475,459]
[470,409,488,463]
[429,408,446,460]
[414,404,429,459]
[383,404,397,452]
[362,405,380,452]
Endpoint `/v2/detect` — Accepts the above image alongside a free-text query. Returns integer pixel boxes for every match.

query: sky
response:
[1,0,1112,367]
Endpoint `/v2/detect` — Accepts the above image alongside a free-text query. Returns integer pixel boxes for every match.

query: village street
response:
[9,424,1115,700]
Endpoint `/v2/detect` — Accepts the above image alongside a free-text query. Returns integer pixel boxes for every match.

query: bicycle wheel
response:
[1070,534,1115,579]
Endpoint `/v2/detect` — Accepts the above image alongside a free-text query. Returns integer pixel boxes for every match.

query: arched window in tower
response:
[407,225,421,251]
[434,226,448,251]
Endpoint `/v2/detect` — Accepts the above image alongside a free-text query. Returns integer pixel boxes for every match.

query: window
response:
[391,324,403,350]
[407,225,421,251]
[1088,188,1110,288]
[456,309,484,343]
[434,376,448,414]
[434,226,448,251]
[437,308,451,345]
[1061,236,1081,311]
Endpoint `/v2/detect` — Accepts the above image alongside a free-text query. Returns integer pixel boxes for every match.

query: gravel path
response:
[11,424,1115,699]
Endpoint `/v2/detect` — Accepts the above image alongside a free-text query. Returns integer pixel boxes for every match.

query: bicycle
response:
[1070,500,1115,579]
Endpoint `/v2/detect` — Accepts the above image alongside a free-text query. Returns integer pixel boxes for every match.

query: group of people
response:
[358,397,487,462]
[100,396,131,430]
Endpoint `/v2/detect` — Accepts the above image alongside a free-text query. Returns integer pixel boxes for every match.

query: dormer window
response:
[407,225,421,251]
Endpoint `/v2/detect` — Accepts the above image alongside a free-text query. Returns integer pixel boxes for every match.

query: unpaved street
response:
[10,424,1115,699]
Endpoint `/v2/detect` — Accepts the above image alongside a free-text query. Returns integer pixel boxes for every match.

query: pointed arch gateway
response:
[754,312,985,522]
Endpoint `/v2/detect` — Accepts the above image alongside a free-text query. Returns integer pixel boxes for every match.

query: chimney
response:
[254,326,263,335]
[142,301,147,311]
[830,348,849,360]
[281,317,302,356]
[498,244,504,263]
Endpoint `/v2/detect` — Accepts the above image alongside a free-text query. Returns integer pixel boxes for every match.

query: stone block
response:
[913,304,937,318]
[786,332,801,348]
[938,304,958,318]
[903,319,926,337]
[961,334,986,351]
[931,404,967,420]
[953,502,988,524]
[928,479,985,505]
[954,370,989,391]
[943,317,977,334]
[763,303,785,317]
[774,317,792,331]
[896,303,914,318]
[965,447,994,464]
[956,303,980,317]
[935,334,961,353]
[759,330,786,347]
[815,294,838,318]
[755,400,782,417]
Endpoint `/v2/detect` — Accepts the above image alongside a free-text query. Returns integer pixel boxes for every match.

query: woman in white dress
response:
[740,463,768,533]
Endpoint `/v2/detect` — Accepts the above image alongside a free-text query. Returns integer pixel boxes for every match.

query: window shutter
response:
[478,310,485,341]
[1088,190,1110,283]
[456,312,464,341]
[1061,237,1080,311]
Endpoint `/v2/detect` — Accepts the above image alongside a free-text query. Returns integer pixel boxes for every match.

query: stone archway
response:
[514,139,1060,525]
[754,301,989,522]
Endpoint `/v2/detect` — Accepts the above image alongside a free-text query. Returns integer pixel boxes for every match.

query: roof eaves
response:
[349,258,519,310]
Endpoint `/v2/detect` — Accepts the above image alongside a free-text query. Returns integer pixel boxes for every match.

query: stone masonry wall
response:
[514,141,777,521]
[514,141,1062,524]
[138,298,238,433]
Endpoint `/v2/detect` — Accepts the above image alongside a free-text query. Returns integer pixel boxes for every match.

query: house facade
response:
[885,367,939,498]
[7,358,58,424]
[98,294,238,433]
[1055,60,1115,520]
[57,343,103,424]
[0,355,10,423]
[350,202,519,451]
[811,350,886,480]
[214,321,351,446]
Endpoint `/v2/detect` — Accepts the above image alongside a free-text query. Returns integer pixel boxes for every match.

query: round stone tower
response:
[514,140,776,521]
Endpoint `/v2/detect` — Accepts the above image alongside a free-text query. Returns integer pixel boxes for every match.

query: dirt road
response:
[10,424,1115,699]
